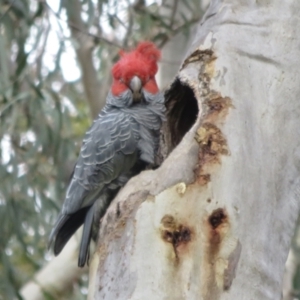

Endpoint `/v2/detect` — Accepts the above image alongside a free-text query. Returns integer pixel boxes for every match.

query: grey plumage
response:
[48,89,165,267]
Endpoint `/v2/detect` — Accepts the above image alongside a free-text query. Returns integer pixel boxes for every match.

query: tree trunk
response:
[88,0,300,299]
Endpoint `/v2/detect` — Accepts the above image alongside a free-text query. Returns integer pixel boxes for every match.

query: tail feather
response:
[49,207,90,256]
[78,205,95,267]
[48,213,69,250]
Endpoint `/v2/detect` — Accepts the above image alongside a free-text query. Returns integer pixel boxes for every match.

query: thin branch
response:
[160,59,181,65]
[0,0,15,22]
[157,16,200,48]
[42,0,122,49]
[36,23,51,83]
[169,0,178,29]
[67,21,122,49]
[123,0,135,48]
[64,0,104,118]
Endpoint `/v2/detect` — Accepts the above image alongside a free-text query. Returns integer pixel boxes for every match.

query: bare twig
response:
[123,0,135,48]
[36,23,51,83]
[64,0,104,118]
[42,0,122,49]
[169,0,178,28]
[0,0,15,22]
[157,16,199,48]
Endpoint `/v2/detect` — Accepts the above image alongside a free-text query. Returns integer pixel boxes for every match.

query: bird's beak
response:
[129,76,142,102]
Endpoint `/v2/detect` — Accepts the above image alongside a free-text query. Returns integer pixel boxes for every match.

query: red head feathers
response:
[111,41,161,96]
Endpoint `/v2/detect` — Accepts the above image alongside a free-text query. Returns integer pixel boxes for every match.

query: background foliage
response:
[0,0,299,299]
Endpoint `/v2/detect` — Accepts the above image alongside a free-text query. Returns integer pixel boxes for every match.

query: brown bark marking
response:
[181,49,214,70]
[191,50,232,185]
[205,95,234,123]
[160,215,192,264]
[195,123,229,185]
[201,208,230,300]
[196,123,229,161]
[208,208,228,255]
[209,208,227,229]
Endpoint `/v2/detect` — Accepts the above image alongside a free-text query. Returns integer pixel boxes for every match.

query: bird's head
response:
[111,41,161,104]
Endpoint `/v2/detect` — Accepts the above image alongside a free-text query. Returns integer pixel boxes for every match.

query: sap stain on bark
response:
[195,123,229,185]
[196,124,229,159]
[201,208,241,296]
[205,94,233,123]
[182,49,232,186]
[160,215,192,263]
[181,49,214,70]
[200,208,230,300]
[207,208,228,258]
[209,208,227,229]
[198,174,211,186]
[194,95,232,184]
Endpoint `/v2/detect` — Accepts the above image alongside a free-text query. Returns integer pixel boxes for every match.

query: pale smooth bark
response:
[89,1,300,299]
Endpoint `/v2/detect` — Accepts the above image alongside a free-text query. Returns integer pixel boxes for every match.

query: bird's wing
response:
[48,110,139,257]
[62,110,139,215]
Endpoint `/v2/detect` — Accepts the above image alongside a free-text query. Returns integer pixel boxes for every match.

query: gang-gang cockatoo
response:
[49,42,165,267]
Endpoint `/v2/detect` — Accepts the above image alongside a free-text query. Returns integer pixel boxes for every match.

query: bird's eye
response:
[119,78,124,83]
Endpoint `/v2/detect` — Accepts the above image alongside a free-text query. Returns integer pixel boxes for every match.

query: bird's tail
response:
[48,206,90,257]
[78,205,94,267]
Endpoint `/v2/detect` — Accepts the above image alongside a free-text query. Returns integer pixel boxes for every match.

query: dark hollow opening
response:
[164,77,199,151]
